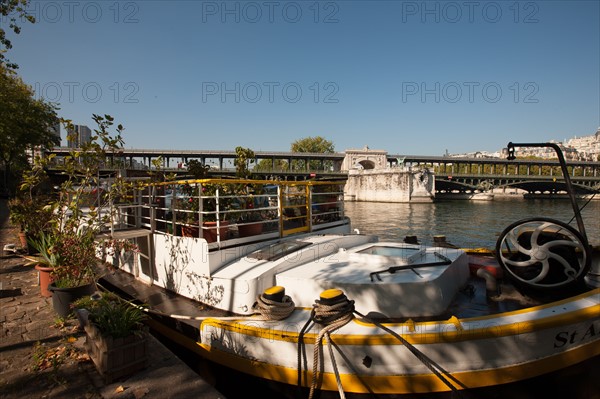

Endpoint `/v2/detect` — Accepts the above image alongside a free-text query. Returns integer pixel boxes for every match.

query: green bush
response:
[73,292,147,338]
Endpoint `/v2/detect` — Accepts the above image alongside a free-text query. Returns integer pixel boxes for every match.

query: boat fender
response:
[476,268,498,294]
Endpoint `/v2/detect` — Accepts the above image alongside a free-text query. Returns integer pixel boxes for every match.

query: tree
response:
[0,64,60,195]
[1,0,35,69]
[187,159,210,179]
[255,158,288,172]
[290,136,335,171]
[234,146,255,178]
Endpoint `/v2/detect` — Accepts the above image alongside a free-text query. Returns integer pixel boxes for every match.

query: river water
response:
[343,197,600,250]
[164,196,600,399]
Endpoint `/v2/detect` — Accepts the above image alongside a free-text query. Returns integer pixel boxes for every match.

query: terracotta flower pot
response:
[238,222,264,237]
[203,221,230,243]
[18,231,28,248]
[34,264,54,297]
[181,225,200,237]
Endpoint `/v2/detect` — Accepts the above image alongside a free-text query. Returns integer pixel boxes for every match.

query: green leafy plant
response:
[27,229,98,288]
[26,231,61,268]
[8,195,53,236]
[21,115,137,288]
[73,292,147,338]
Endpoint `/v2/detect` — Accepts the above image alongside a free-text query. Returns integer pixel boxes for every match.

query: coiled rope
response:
[253,291,295,321]
[298,290,355,399]
[297,290,467,399]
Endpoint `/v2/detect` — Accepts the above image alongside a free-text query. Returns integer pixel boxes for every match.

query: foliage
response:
[0,64,60,194]
[26,231,61,268]
[50,114,129,234]
[8,195,53,235]
[187,159,210,179]
[254,158,288,172]
[234,146,255,178]
[0,0,35,69]
[28,229,98,288]
[148,155,176,182]
[22,115,135,287]
[177,182,237,223]
[31,339,79,377]
[73,292,147,338]
[290,136,335,171]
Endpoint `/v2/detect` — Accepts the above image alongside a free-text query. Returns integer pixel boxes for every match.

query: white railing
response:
[112,179,347,247]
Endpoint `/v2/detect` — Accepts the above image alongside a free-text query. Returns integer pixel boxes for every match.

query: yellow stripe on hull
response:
[197,340,600,394]
[148,289,600,395]
[200,288,600,346]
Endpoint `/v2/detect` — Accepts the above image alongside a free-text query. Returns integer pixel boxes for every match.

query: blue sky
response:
[5,0,599,155]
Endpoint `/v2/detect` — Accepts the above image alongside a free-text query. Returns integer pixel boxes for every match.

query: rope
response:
[354,310,468,395]
[253,293,295,321]
[99,279,466,397]
[308,297,355,399]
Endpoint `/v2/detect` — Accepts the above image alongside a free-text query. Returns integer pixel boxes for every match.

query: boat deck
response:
[96,256,557,334]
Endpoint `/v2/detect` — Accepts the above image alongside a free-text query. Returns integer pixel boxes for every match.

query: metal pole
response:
[507,142,588,245]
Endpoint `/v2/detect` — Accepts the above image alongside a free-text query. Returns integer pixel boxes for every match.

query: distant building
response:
[451,129,600,161]
[50,121,61,143]
[565,128,600,161]
[67,125,92,148]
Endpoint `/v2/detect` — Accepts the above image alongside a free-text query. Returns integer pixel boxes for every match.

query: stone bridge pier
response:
[342,147,435,203]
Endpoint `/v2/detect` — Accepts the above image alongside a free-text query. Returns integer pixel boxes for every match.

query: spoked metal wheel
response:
[495,218,591,290]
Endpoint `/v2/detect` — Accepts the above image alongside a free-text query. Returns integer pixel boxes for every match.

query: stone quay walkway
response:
[0,198,226,399]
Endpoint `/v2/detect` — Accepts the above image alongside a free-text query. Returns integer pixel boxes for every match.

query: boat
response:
[94,142,600,398]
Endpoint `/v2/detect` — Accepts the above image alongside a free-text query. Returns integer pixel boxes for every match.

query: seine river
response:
[165,196,600,399]
[343,197,600,250]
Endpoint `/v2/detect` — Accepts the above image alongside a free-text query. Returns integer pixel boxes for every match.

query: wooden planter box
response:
[84,322,149,383]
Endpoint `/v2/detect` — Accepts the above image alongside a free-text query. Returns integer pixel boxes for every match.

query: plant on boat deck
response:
[174,182,237,224]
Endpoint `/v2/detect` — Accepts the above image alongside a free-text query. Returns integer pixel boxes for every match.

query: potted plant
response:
[200,182,234,242]
[41,229,99,317]
[234,186,265,237]
[8,196,31,249]
[24,231,61,297]
[8,195,52,253]
[28,115,133,315]
[176,182,233,242]
[177,184,201,237]
[9,154,55,252]
[73,292,149,383]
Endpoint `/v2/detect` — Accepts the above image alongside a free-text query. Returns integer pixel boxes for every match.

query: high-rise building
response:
[67,125,92,148]
[50,121,61,144]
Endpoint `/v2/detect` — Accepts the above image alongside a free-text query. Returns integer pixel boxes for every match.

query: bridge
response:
[46,147,600,195]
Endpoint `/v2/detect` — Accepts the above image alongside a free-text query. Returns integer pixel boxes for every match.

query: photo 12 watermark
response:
[401,81,540,104]
[201,81,340,104]
[3,1,141,24]
[401,1,540,23]
[200,1,340,23]
[33,81,140,104]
